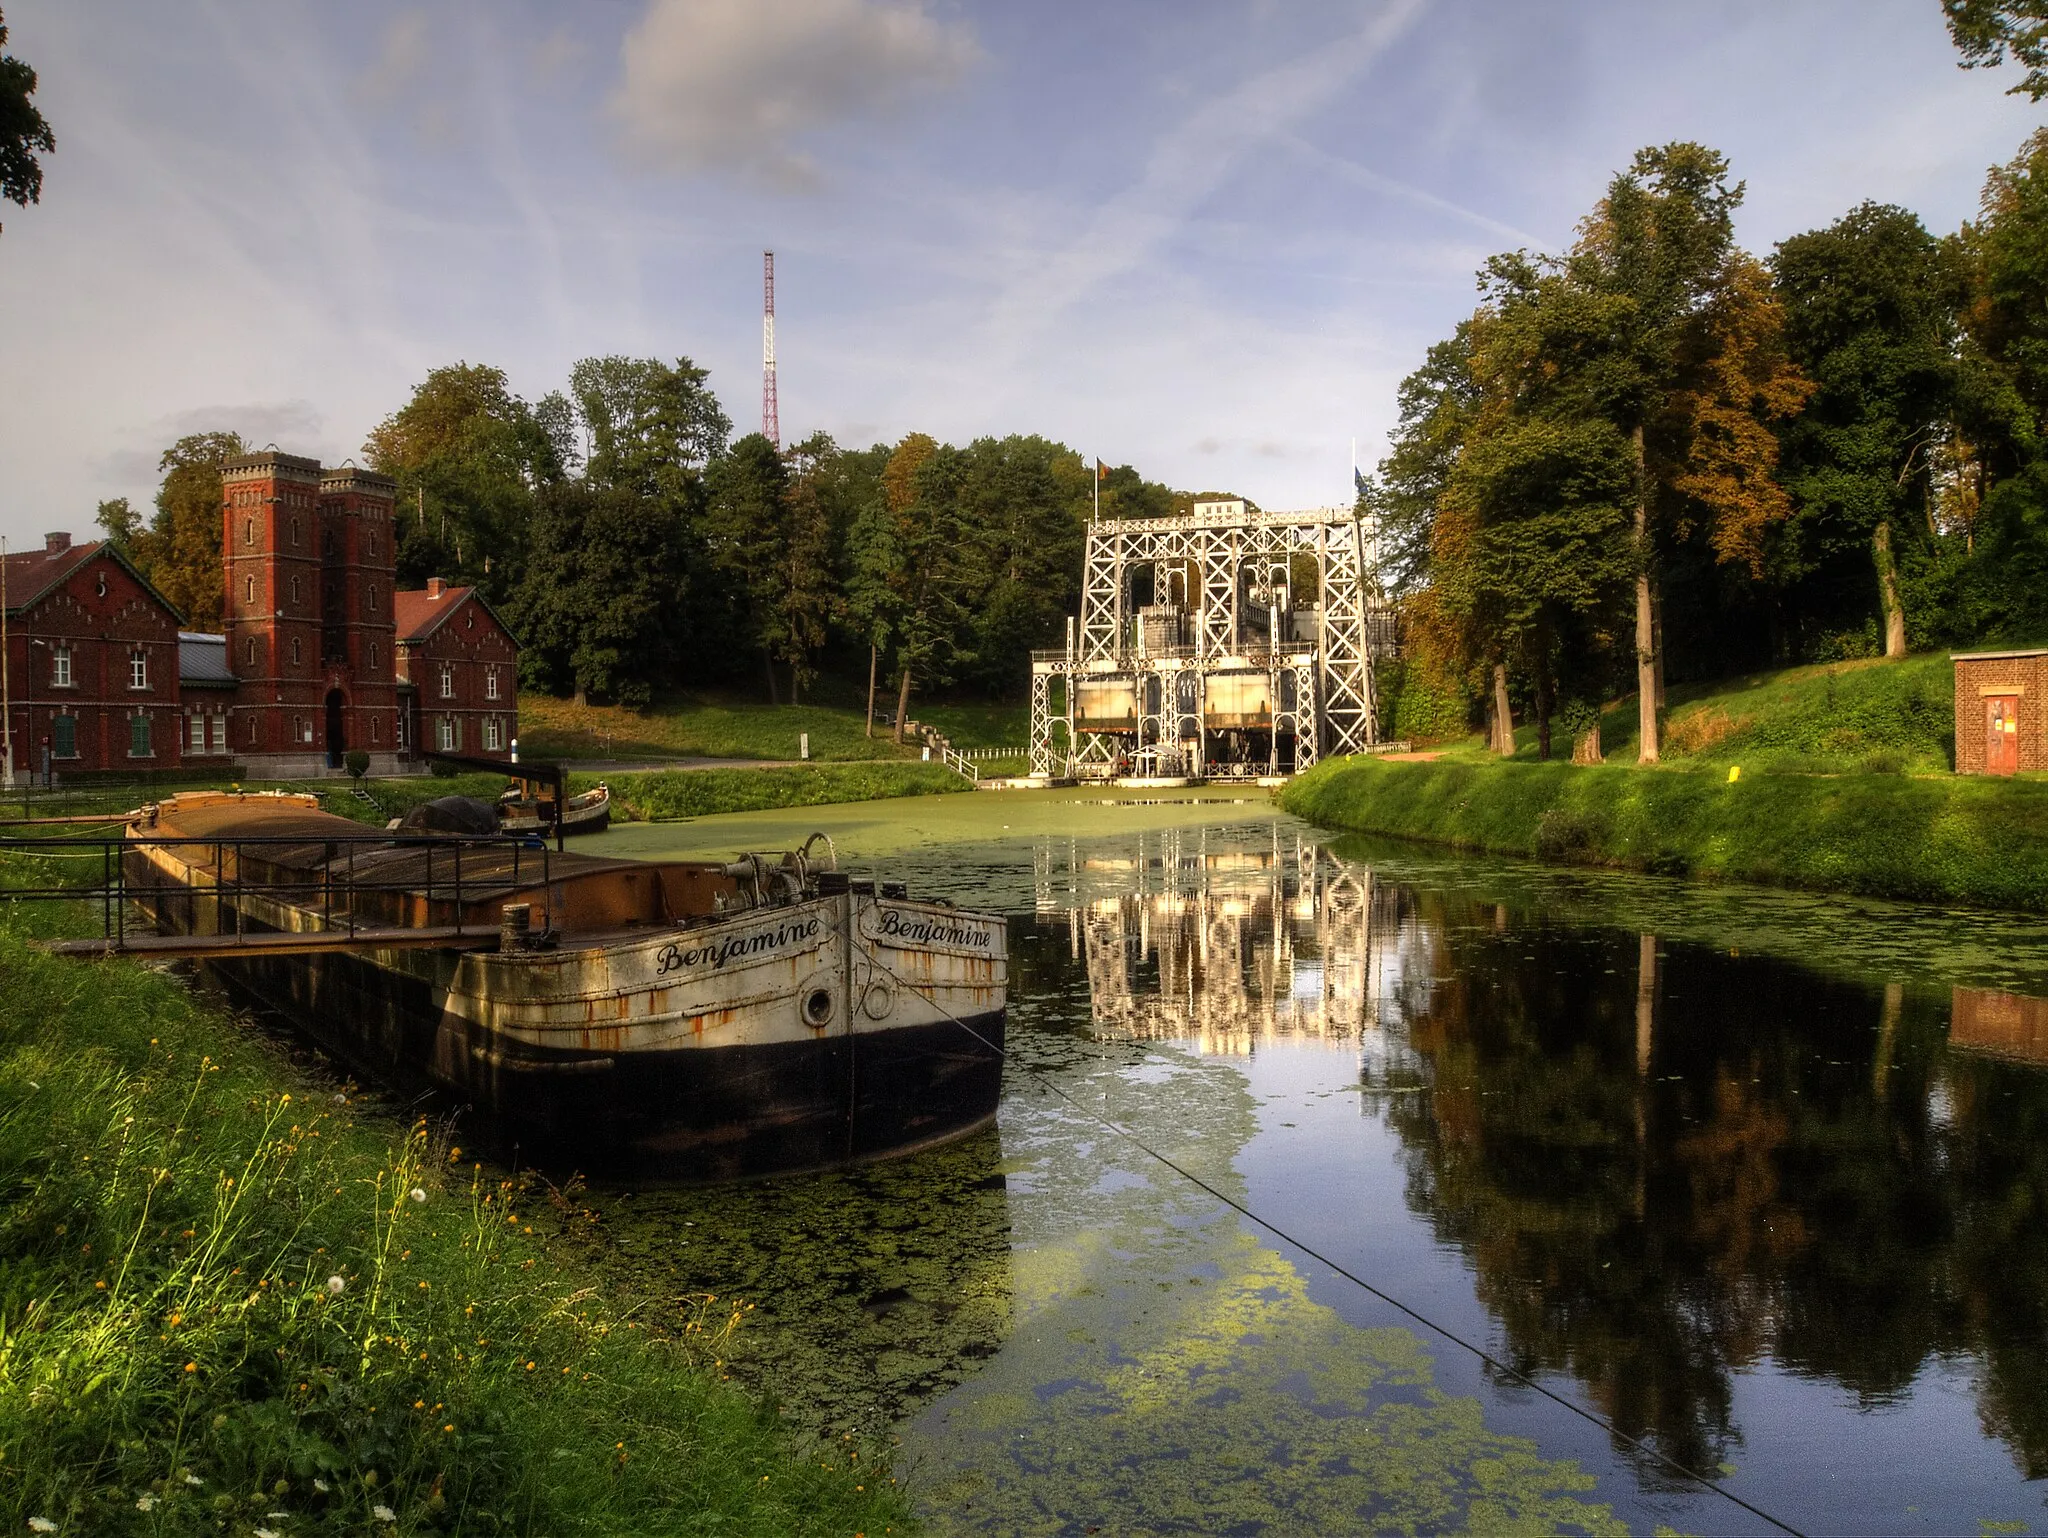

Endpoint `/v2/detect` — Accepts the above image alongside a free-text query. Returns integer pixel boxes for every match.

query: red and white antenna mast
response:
[761,250,779,449]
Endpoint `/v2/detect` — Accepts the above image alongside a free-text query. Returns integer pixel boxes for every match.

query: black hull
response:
[200,945,1004,1182]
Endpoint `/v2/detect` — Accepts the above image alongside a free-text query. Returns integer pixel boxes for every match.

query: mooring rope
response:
[849,929,1809,1538]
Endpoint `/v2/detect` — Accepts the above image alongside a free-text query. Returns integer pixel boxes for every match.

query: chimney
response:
[44,532,70,556]
[426,577,445,599]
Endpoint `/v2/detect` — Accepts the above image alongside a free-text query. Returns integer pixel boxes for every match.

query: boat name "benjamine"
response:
[875,908,994,949]
[654,916,823,974]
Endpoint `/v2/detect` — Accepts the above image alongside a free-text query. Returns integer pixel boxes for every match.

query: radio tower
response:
[761,250,779,449]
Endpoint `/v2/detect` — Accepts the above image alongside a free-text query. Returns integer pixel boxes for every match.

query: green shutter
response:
[130,714,151,757]
[52,715,75,759]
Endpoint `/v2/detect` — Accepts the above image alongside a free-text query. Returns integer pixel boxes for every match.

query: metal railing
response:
[0,829,550,954]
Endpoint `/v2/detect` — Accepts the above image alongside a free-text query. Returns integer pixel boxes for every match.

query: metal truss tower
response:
[1029,499,1395,781]
[761,251,779,449]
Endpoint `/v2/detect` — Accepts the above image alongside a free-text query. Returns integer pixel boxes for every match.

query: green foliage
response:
[131,432,246,630]
[343,750,370,781]
[0,8,53,212]
[512,481,701,710]
[1374,659,1471,744]
[364,364,563,602]
[1944,0,2048,98]
[94,497,140,551]
[516,691,916,762]
[0,927,907,1535]
[600,763,972,822]
[1283,752,2048,909]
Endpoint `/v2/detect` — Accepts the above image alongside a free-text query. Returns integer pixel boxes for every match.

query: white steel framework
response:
[1030,500,1394,779]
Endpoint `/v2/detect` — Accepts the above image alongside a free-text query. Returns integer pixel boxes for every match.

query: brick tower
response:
[317,466,399,767]
[222,452,326,770]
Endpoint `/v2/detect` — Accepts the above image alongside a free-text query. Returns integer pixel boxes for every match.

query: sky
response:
[0,0,2042,545]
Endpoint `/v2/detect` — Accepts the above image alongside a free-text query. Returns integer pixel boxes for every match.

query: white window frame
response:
[189,714,205,755]
[51,644,71,688]
[440,662,455,699]
[129,651,148,691]
[435,716,454,752]
[209,714,227,754]
[485,664,500,700]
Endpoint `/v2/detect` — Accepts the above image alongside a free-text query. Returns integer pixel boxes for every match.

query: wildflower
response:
[135,1495,156,1511]
[280,1094,290,1103]
[183,1362,197,1373]
[325,1276,345,1296]
[313,1480,330,1494]
[448,1146,461,1159]
[29,1519,57,1532]
[255,1529,280,1538]
[372,1505,396,1523]
[184,1474,204,1487]
[409,1187,426,1204]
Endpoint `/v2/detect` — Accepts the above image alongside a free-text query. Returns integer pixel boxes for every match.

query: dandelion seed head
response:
[409,1187,426,1203]
[325,1275,345,1295]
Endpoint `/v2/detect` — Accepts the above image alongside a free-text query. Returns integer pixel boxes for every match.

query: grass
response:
[0,895,912,1535]
[515,691,1030,763]
[593,764,974,822]
[1427,649,1973,774]
[1280,754,2048,911]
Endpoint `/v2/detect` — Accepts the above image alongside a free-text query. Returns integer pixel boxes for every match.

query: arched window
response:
[244,517,254,546]
[290,517,300,547]
[290,636,301,666]
[245,575,255,605]
[246,637,256,667]
[290,574,301,604]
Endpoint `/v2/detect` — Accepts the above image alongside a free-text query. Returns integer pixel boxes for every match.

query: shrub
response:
[343,749,371,780]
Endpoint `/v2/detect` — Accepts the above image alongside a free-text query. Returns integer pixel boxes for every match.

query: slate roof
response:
[179,631,237,687]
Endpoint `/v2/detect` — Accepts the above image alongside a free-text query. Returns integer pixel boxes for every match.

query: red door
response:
[1987,695,2021,775]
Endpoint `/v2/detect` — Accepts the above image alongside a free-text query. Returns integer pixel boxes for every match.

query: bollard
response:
[500,902,533,951]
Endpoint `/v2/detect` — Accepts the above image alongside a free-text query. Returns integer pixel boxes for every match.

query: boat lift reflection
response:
[1032,826,1432,1056]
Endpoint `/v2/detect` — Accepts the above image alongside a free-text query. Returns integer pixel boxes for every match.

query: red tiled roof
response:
[2,538,105,614]
[394,584,476,643]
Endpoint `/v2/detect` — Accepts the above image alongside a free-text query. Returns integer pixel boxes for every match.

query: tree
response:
[1944,0,2048,98]
[364,363,560,598]
[131,431,245,629]
[847,434,972,740]
[1571,143,1808,759]
[510,479,696,709]
[0,8,53,223]
[94,496,140,551]
[703,433,794,702]
[568,355,730,500]
[1774,203,1958,657]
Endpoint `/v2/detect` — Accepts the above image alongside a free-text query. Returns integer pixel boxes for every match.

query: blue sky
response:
[0,0,2040,546]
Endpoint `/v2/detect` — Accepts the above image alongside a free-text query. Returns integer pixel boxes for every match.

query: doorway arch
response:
[324,688,346,770]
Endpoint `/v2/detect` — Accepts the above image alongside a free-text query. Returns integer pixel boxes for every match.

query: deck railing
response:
[0,829,550,956]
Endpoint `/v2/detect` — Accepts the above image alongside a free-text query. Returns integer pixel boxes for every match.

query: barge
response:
[119,791,1006,1182]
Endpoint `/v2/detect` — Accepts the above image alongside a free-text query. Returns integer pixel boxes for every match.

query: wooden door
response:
[1987,695,2021,776]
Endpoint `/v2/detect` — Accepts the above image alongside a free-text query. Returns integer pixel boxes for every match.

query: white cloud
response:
[606,0,978,188]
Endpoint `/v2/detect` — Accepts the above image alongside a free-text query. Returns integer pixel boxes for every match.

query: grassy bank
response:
[516,691,1030,764]
[0,923,910,1535]
[1281,755,2048,910]
[596,763,972,822]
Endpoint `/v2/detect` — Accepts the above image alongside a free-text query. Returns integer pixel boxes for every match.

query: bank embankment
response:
[1280,756,2048,911]
[0,915,910,1535]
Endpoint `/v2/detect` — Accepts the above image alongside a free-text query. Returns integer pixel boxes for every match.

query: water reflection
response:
[1023,828,2048,1513]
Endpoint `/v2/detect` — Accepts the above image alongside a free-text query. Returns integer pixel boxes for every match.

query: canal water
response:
[552,793,2048,1535]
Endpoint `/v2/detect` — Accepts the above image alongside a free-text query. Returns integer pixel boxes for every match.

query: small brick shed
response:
[1953,648,2048,775]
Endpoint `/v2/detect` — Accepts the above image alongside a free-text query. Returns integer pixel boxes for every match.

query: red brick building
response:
[0,533,184,777]
[1,448,519,782]
[394,579,520,760]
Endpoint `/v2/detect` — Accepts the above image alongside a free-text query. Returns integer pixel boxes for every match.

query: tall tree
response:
[131,431,245,629]
[568,355,730,500]
[510,480,695,709]
[1774,203,1958,656]
[1944,0,2048,97]
[703,433,795,703]
[1572,143,1807,759]
[0,8,53,226]
[363,363,559,597]
[94,496,140,551]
